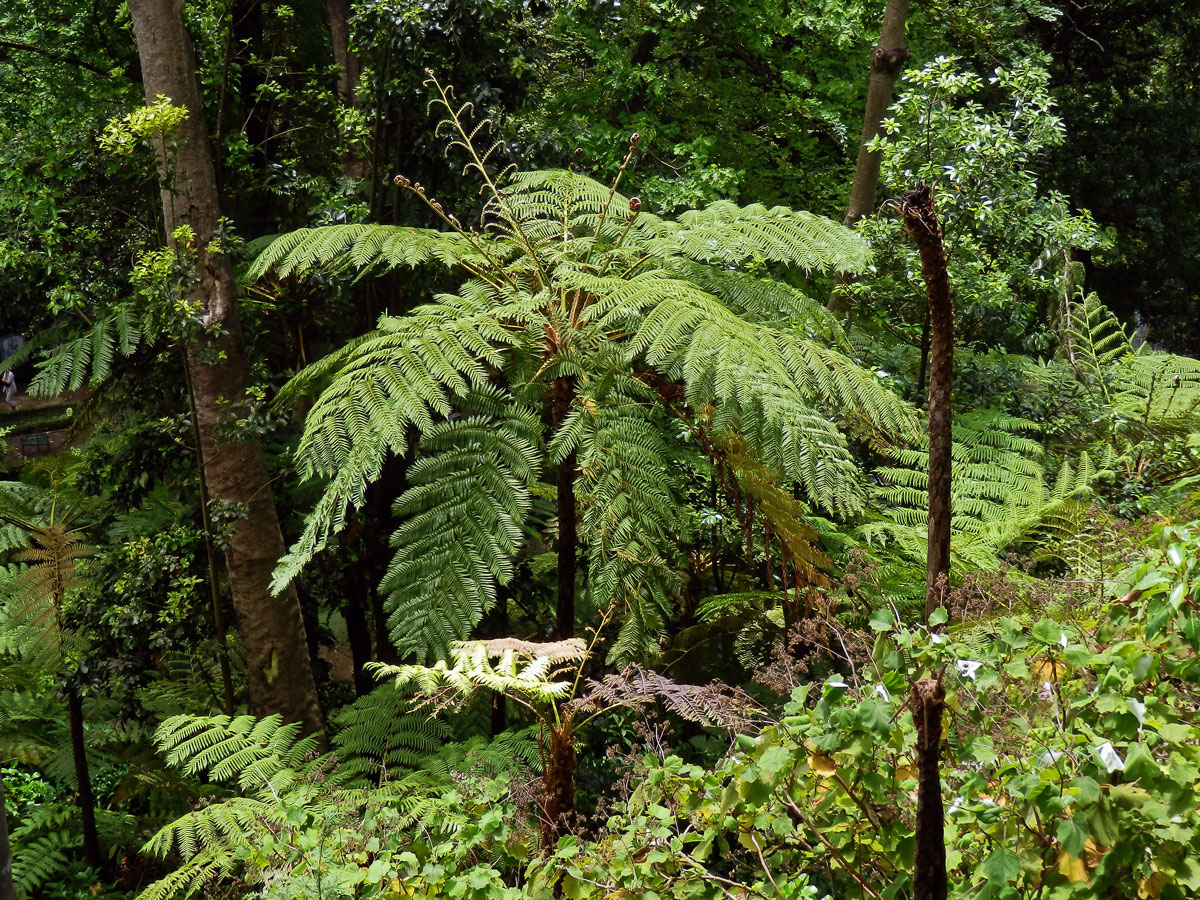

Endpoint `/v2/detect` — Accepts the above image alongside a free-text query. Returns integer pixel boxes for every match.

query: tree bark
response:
[183,350,236,715]
[539,724,577,851]
[829,0,909,314]
[551,377,577,640]
[126,0,325,737]
[66,689,102,870]
[893,185,953,622]
[0,768,14,900]
[325,0,367,177]
[912,675,948,900]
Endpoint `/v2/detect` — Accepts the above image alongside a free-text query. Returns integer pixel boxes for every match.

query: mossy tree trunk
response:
[126,0,325,736]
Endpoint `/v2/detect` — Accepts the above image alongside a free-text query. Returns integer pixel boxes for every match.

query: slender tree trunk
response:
[894,185,953,621]
[325,0,367,177]
[539,724,577,851]
[830,0,909,314]
[551,377,577,640]
[912,675,948,900]
[343,589,374,696]
[127,0,324,737]
[66,690,102,869]
[0,768,14,900]
[916,308,931,396]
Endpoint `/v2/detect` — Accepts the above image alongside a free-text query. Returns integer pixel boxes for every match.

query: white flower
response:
[1038,749,1063,767]
[1096,742,1125,773]
[1039,681,1054,701]
[1059,632,1069,648]
[873,684,891,703]
[955,660,983,680]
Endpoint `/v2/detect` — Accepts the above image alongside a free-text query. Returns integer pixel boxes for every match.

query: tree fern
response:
[256,76,918,657]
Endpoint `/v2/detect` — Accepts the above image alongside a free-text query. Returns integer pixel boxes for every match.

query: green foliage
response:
[547,524,1200,899]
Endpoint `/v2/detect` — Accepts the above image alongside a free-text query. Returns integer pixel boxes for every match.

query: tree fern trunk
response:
[67,689,102,869]
[540,724,577,851]
[830,0,909,314]
[0,768,13,900]
[127,0,325,737]
[912,675,948,900]
[895,185,953,621]
[552,377,577,640]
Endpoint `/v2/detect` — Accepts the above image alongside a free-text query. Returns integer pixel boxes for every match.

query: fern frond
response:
[382,393,542,660]
[636,200,870,273]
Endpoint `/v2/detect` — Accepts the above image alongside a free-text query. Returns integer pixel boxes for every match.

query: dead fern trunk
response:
[893,184,953,621]
[0,768,13,900]
[912,675,948,900]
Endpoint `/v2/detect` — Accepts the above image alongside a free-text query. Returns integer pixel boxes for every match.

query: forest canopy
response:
[3,1,1200,899]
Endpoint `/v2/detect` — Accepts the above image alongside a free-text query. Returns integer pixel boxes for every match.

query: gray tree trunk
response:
[126,0,325,736]
[326,0,367,177]
[830,0,909,314]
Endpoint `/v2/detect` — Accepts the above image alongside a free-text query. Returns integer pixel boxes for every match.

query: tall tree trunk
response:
[830,0,909,314]
[183,350,236,715]
[0,768,14,900]
[912,675,948,900]
[127,0,325,737]
[894,185,953,621]
[66,689,102,869]
[325,0,367,177]
[551,377,577,640]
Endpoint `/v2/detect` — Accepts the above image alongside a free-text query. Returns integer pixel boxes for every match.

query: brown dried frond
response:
[468,637,588,664]
[572,664,762,731]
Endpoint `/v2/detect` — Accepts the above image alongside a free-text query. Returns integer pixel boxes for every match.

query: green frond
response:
[249,223,514,279]
[636,200,870,273]
[371,638,586,707]
[1059,291,1131,383]
[332,684,452,781]
[153,713,328,794]
[382,394,542,660]
[272,299,518,592]
[29,305,144,397]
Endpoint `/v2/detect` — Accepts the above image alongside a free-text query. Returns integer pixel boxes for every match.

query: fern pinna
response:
[253,75,918,662]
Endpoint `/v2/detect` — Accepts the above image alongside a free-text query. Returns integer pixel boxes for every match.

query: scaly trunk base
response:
[539,726,577,851]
